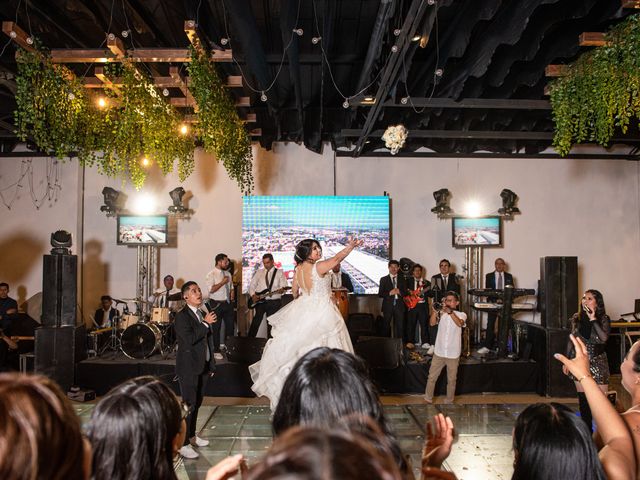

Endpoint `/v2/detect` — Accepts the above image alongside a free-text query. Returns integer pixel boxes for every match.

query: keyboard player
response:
[478,258,514,354]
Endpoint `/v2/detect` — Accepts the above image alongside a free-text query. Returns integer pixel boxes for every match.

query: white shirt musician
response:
[149,274,182,311]
[247,254,288,337]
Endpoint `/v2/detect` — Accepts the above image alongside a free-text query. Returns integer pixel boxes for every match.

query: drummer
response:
[149,275,183,315]
[330,263,354,292]
[94,295,118,328]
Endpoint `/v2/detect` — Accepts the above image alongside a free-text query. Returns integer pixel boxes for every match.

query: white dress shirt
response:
[248,267,288,300]
[206,266,232,302]
[434,310,467,359]
[148,287,182,311]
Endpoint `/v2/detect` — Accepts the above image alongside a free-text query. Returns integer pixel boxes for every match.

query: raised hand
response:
[422,413,455,469]
[554,334,591,380]
[205,454,246,480]
[347,237,364,249]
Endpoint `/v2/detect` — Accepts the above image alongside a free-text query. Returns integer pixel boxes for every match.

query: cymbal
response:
[167,292,183,301]
[120,297,152,305]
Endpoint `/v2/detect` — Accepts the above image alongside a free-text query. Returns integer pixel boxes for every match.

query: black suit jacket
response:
[341,272,354,293]
[378,274,408,311]
[94,307,117,327]
[174,306,217,379]
[430,274,461,296]
[485,271,514,301]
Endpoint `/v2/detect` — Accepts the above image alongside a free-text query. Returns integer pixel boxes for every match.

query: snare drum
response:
[152,307,170,324]
[119,314,139,330]
[121,322,162,359]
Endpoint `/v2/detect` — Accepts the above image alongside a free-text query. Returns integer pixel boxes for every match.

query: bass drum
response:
[121,322,162,359]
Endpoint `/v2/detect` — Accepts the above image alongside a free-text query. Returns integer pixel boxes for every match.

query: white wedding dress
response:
[249,262,354,410]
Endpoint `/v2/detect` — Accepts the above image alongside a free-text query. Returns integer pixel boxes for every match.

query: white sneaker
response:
[214,352,224,360]
[477,347,490,355]
[192,436,209,447]
[179,445,199,459]
[421,343,431,349]
[426,346,435,356]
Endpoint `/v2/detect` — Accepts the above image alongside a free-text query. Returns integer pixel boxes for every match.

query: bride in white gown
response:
[249,237,362,410]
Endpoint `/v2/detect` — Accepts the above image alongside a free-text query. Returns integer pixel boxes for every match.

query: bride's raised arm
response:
[316,238,363,276]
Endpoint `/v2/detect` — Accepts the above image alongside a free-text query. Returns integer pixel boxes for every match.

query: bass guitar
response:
[248,286,291,309]
[403,286,426,310]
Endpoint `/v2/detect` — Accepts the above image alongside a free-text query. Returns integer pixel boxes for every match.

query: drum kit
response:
[88,294,181,359]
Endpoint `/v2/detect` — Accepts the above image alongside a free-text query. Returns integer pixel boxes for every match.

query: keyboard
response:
[473,302,535,312]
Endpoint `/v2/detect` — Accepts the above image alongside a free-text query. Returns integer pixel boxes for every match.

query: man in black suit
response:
[174,281,217,459]
[378,260,408,340]
[331,263,354,292]
[478,258,514,354]
[429,259,460,349]
[94,295,118,328]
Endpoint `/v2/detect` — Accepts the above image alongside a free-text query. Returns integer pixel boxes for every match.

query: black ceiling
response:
[1,0,639,157]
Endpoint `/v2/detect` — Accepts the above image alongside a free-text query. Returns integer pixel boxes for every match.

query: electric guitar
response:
[247,287,291,309]
[403,285,427,310]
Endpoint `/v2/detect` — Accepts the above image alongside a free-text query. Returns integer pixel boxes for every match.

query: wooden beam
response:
[622,0,640,8]
[106,34,126,57]
[545,64,569,77]
[184,20,202,49]
[2,21,35,52]
[211,49,233,62]
[249,128,262,137]
[243,113,257,123]
[49,47,231,63]
[579,32,609,47]
[235,97,251,107]
[181,113,256,124]
[342,129,555,140]
[226,76,243,88]
[51,49,114,63]
[94,66,120,94]
[170,96,250,108]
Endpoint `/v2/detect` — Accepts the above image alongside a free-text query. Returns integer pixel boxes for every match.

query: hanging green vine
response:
[188,46,254,194]
[550,14,640,155]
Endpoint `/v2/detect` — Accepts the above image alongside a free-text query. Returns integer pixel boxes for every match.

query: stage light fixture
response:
[498,188,520,217]
[168,187,188,214]
[50,230,72,255]
[399,257,415,277]
[100,187,123,216]
[431,188,453,218]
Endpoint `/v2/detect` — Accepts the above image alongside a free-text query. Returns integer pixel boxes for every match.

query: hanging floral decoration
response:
[381,124,409,155]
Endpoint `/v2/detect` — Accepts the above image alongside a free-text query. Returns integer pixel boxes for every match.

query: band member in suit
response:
[248,254,288,338]
[174,281,217,459]
[330,263,354,292]
[378,260,408,340]
[478,258,514,354]
[149,274,182,313]
[205,253,235,358]
[405,264,431,347]
[94,295,118,328]
[429,259,460,348]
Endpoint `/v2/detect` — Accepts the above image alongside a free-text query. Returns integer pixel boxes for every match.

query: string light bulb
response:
[220,37,229,45]
[342,99,350,109]
[394,29,401,36]
[260,91,268,102]
[391,45,398,53]
[312,36,321,44]
[9,31,17,39]
[400,97,408,105]
[294,28,303,36]
[179,124,189,135]
[26,37,33,45]
[435,68,444,77]
[141,157,151,167]
[121,30,129,38]
[107,33,115,41]
[162,88,170,97]
[97,97,107,108]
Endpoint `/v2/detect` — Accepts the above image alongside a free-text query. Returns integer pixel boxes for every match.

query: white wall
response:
[1,145,639,324]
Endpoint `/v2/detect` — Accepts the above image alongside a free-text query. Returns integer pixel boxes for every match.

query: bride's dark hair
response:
[294,239,321,265]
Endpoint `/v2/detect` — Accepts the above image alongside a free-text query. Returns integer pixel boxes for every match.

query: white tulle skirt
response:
[249,294,354,410]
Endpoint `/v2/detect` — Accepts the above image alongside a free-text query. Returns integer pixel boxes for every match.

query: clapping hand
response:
[554,334,591,381]
[422,413,455,470]
[205,454,246,480]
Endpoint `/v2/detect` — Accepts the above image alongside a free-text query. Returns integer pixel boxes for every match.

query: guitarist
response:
[247,254,288,338]
[405,264,431,348]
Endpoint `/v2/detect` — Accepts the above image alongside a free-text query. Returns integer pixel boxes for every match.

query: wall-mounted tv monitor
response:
[242,196,391,294]
[117,215,168,245]
[452,216,502,248]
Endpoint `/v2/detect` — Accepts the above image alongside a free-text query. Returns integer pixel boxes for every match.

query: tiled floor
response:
[74,400,551,480]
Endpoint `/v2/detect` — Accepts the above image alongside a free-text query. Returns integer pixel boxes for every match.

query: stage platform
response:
[76,351,539,397]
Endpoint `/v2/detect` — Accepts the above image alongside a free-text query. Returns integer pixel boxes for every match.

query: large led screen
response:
[242,196,390,294]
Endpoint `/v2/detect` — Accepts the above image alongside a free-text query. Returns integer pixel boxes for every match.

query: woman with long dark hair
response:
[250,237,361,410]
[87,376,186,480]
[564,289,610,431]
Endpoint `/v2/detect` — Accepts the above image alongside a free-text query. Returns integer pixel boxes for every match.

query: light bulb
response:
[391,45,398,53]
[428,0,436,5]
[26,37,33,45]
[121,30,129,38]
[68,92,75,100]
[260,91,268,102]
[9,31,17,39]
[394,29,401,36]
[97,97,107,108]
[220,37,229,45]
[186,20,196,28]
[400,97,408,105]
[141,157,151,167]
[312,37,321,44]
[342,100,350,109]
[435,68,444,77]
[294,28,303,36]
[107,33,115,41]
[162,88,170,97]
[180,124,189,135]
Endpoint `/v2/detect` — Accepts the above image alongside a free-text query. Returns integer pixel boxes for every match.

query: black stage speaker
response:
[354,337,403,370]
[525,323,574,397]
[42,254,77,327]
[539,256,577,329]
[225,336,267,364]
[347,313,376,337]
[35,325,86,391]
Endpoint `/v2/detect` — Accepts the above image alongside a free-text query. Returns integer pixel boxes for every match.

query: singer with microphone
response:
[174,281,218,459]
[563,289,611,432]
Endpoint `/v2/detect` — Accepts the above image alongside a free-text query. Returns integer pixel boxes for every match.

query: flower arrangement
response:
[381,124,408,155]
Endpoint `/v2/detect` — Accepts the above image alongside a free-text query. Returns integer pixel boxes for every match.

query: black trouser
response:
[211,301,235,351]
[178,369,210,444]
[0,341,10,371]
[248,299,282,338]
[484,312,498,349]
[406,302,429,344]
[382,301,406,340]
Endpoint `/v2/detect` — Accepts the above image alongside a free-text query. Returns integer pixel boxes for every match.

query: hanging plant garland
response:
[188,46,254,195]
[550,14,640,155]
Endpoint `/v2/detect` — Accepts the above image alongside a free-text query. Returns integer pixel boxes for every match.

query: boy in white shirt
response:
[424,291,467,404]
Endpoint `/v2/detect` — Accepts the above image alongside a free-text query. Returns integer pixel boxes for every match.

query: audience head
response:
[181,281,203,307]
[245,426,402,480]
[163,275,174,289]
[439,259,451,275]
[0,282,9,298]
[86,376,185,480]
[388,260,400,275]
[512,403,606,480]
[0,372,90,480]
[621,340,640,394]
[215,253,229,269]
[294,239,322,265]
